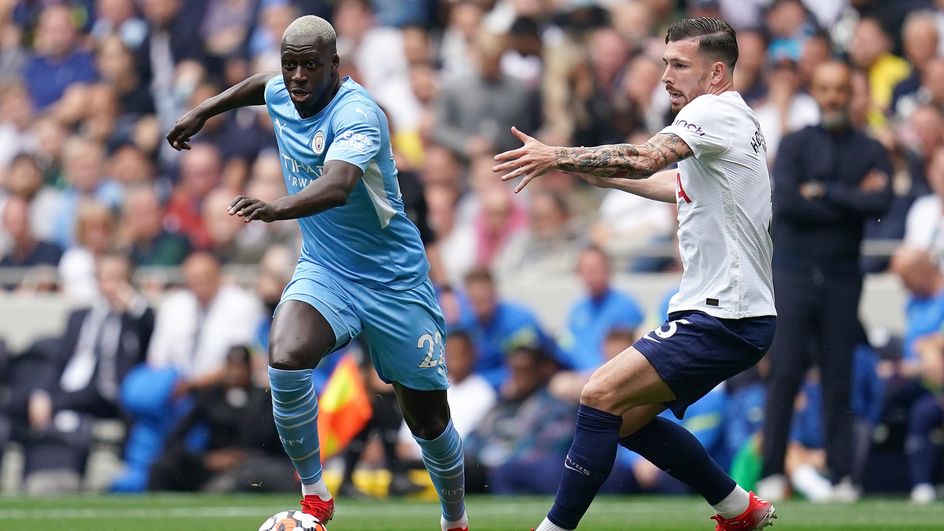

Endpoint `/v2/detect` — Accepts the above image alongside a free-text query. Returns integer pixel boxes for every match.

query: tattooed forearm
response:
[554,133,692,179]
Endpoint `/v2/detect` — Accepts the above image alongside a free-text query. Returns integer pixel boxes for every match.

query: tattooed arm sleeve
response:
[553,133,693,179]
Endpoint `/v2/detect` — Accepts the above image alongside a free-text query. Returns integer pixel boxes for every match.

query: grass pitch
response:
[0,493,942,530]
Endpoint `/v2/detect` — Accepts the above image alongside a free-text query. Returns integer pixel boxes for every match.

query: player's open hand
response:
[166,110,206,151]
[229,195,278,223]
[493,126,557,193]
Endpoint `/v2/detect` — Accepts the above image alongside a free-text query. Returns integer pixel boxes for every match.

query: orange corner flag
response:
[317,354,373,461]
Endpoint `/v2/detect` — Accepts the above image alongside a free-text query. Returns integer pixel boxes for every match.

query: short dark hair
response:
[665,17,738,69]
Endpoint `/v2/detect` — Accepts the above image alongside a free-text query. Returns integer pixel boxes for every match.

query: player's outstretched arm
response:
[228,160,361,223]
[494,127,691,193]
[167,72,273,151]
[576,169,678,203]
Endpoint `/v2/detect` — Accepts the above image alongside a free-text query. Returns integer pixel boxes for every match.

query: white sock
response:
[535,517,572,531]
[302,478,331,500]
[712,485,750,518]
[441,512,469,531]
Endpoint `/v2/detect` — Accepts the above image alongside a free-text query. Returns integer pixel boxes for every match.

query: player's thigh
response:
[351,278,449,393]
[580,346,676,415]
[271,265,363,370]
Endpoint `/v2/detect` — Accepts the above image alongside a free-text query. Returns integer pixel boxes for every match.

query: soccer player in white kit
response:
[494,17,777,531]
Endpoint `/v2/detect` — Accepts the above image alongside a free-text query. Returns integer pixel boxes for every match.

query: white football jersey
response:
[660,91,776,319]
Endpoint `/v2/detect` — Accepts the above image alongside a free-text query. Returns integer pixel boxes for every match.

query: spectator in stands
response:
[764,0,812,63]
[229,153,298,265]
[19,252,152,493]
[434,30,539,161]
[147,251,262,393]
[137,0,207,138]
[733,28,768,105]
[464,345,573,494]
[754,57,819,164]
[891,12,940,119]
[21,4,97,110]
[164,143,222,250]
[59,200,118,302]
[181,80,272,191]
[107,143,157,189]
[90,0,149,49]
[461,267,559,389]
[0,196,62,289]
[201,188,251,263]
[848,17,911,129]
[797,30,831,93]
[0,82,37,168]
[559,247,644,372]
[902,145,944,265]
[95,34,155,122]
[119,185,189,268]
[494,189,582,280]
[906,334,944,503]
[334,0,420,138]
[148,345,294,492]
[892,247,944,378]
[761,61,893,501]
[52,137,123,250]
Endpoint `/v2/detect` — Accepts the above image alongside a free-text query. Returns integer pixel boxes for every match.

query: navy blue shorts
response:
[633,310,775,419]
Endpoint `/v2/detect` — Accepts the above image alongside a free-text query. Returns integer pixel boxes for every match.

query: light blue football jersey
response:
[264,76,428,289]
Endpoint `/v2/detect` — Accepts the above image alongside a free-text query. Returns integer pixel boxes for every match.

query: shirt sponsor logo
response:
[672,118,705,136]
[336,130,373,153]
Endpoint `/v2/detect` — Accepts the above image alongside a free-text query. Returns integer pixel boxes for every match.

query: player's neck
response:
[706,79,734,96]
[298,76,342,119]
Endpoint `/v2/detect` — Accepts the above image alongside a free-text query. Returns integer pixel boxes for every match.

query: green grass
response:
[0,494,942,530]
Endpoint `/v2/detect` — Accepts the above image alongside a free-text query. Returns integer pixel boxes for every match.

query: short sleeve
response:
[263,75,283,105]
[659,95,731,158]
[325,102,382,171]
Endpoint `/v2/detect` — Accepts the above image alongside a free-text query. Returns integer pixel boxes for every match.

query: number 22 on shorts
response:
[417,330,444,368]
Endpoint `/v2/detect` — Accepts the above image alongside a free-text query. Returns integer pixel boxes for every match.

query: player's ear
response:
[712,60,726,84]
[332,53,340,71]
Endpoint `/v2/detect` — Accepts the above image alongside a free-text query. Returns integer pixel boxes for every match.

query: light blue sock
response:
[414,419,466,522]
[268,367,322,485]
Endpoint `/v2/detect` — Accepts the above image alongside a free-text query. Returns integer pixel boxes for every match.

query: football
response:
[258,510,328,531]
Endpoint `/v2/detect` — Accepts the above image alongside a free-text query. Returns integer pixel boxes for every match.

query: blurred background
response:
[0,0,942,508]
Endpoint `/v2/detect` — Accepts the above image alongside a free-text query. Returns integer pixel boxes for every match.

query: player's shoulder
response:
[329,80,383,123]
[264,75,288,105]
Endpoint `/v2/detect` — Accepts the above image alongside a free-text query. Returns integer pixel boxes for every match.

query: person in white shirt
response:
[494,17,777,531]
[147,251,262,394]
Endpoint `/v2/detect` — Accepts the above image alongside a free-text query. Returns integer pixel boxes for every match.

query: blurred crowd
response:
[1,0,944,504]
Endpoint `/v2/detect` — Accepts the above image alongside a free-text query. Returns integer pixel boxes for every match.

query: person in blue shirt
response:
[166,15,468,531]
[560,246,645,371]
[461,266,562,389]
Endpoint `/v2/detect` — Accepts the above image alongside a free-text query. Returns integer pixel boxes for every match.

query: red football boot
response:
[300,494,335,524]
[711,491,776,530]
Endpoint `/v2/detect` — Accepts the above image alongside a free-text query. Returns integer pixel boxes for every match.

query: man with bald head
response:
[167,15,468,531]
[759,60,892,501]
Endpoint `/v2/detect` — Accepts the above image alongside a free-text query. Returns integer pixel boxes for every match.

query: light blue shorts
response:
[280,261,448,391]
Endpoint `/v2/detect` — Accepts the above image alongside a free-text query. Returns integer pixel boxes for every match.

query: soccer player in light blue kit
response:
[167,15,468,531]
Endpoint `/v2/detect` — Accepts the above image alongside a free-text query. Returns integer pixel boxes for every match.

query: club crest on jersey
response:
[312,131,326,155]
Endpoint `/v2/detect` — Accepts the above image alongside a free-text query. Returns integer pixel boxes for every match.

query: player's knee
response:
[409,418,449,441]
[579,377,618,412]
[268,340,320,371]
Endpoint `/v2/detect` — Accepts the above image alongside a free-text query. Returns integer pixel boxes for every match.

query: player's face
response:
[281,35,339,117]
[662,38,715,113]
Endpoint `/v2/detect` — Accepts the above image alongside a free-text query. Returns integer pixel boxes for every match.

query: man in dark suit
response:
[19,252,153,493]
